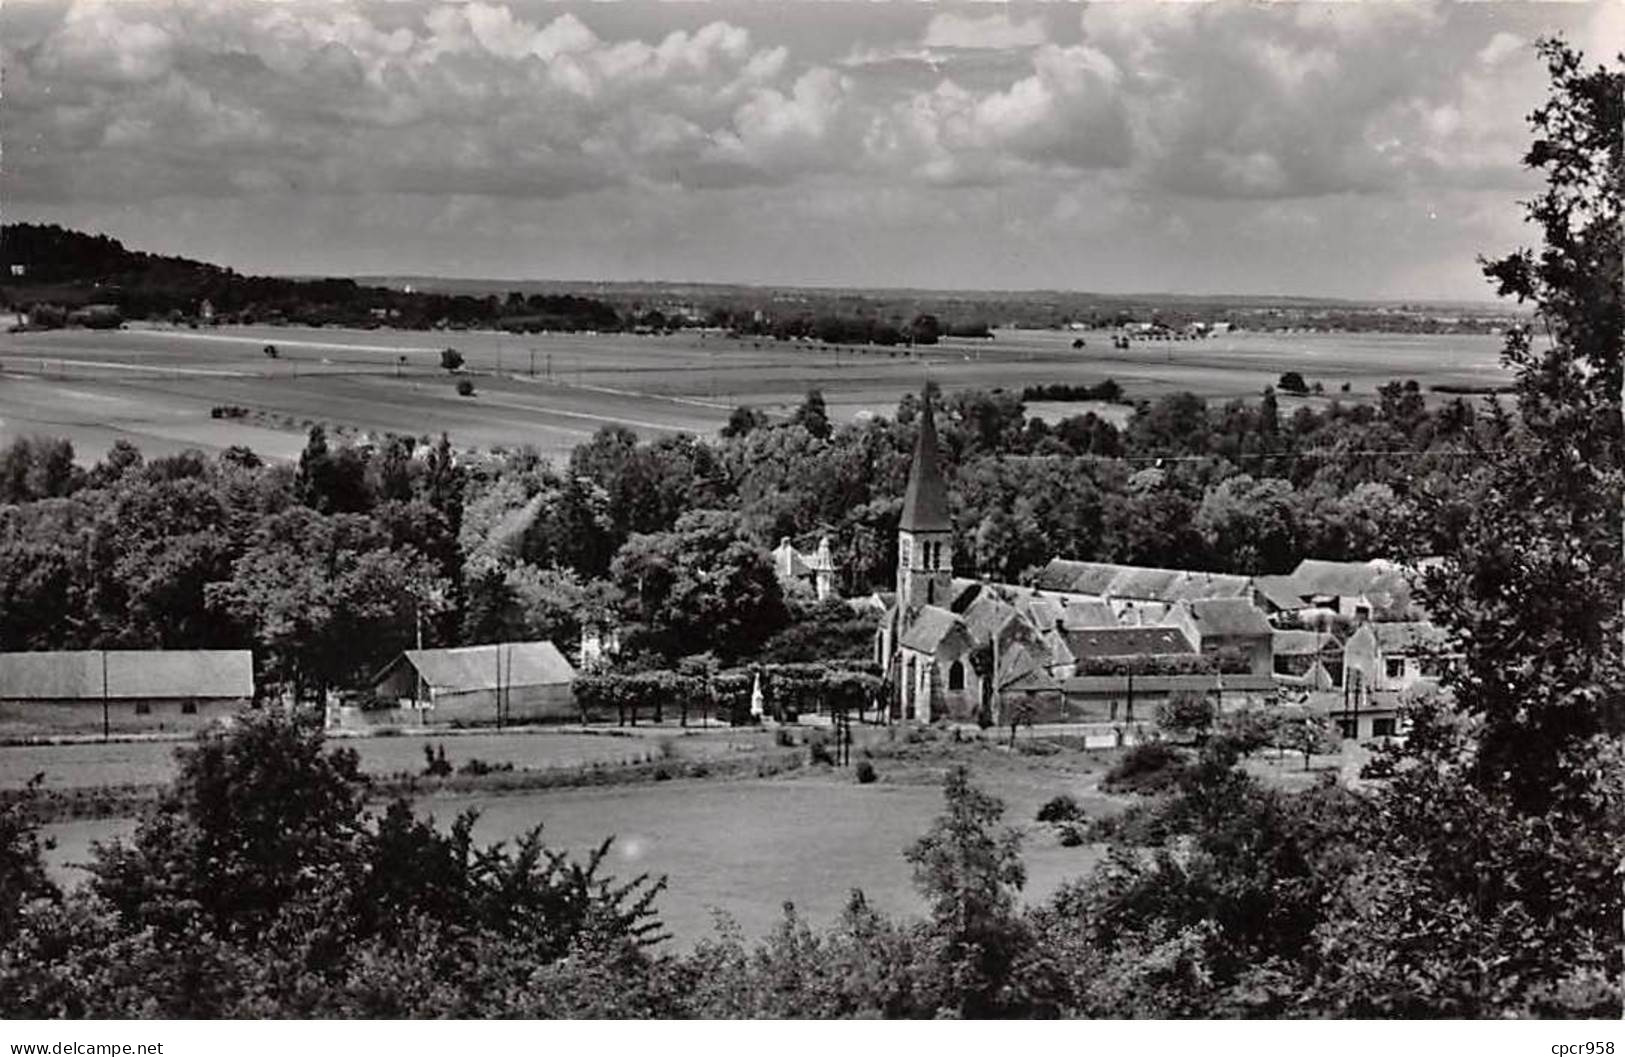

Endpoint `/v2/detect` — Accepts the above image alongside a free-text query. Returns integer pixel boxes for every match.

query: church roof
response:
[899,394,952,533]
[898,605,965,654]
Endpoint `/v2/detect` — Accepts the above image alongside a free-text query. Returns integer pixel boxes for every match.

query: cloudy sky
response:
[2,1,1617,300]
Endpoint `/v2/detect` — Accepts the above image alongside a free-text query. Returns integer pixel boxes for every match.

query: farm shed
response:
[0,649,254,735]
[1061,673,1279,723]
[372,641,577,726]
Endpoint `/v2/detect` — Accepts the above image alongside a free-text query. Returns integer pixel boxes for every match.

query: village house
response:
[1271,628,1344,690]
[1169,597,1275,675]
[1341,620,1457,694]
[0,649,254,735]
[1288,558,1414,622]
[369,640,576,727]
[772,536,836,602]
[1034,558,1257,626]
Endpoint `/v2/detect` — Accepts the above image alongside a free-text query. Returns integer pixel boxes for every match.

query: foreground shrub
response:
[1036,795,1082,823]
[855,761,877,784]
[1101,742,1186,795]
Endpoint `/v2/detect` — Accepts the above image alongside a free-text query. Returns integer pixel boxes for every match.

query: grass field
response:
[0,727,775,791]
[35,754,1115,946]
[0,322,1515,463]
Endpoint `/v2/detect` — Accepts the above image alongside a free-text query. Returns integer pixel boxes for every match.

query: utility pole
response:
[495,643,503,731]
[101,649,109,743]
[529,348,535,377]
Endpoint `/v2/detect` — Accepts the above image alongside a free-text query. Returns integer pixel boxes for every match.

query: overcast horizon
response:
[3,0,1619,302]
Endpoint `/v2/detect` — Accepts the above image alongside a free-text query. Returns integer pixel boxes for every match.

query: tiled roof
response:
[1254,575,1310,610]
[0,650,254,701]
[961,594,1018,645]
[1291,559,1392,597]
[1060,600,1118,630]
[1184,598,1272,638]
[1062,626,1194,659]
[1372,621,1452,654]
[1036,559,1252,603]
[1272,629,1341,656]
[397,641,575,692]
[899,605,964,654]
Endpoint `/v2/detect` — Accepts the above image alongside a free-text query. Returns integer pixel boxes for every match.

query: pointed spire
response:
[900,388,951,533]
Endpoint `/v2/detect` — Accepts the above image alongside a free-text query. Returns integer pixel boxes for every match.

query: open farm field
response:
[0,323,1515,463]
[0,726,773,791]
[37,753,1115,946]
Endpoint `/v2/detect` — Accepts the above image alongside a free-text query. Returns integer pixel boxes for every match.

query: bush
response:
[1102,741,1186,795]
[808,734,835,766]
[456,378,476,397]
[263,344,278,358]
[775,728,796,748]
[458,757,514,777]
[1036,794,1082,823]
[1057,822,1087,847]
[422,744,452,778]
[440,347,464,371]
[855,760,877,784]
[1278,370,1309,394]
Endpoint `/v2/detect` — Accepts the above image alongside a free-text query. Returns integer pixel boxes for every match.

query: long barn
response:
[0,650,255,735]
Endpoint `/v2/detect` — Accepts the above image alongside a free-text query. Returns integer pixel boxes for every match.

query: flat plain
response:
[0,323,1514,463]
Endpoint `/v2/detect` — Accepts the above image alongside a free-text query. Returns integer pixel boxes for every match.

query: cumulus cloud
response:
[0,0,1607,296]
[922,12,1047,51]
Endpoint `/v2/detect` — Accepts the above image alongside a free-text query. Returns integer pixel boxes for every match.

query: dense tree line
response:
[0,224,626,332]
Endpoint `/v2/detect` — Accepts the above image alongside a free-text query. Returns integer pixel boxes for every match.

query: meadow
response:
[0,322,1515,463]
[35,757,1114,947]
[0,726,774,791]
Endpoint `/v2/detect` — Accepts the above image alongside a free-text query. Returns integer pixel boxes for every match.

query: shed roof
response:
[1063,673,1278,695]
[393,641,575,692]
[0,650,254,701]
[1062,626,1194,659]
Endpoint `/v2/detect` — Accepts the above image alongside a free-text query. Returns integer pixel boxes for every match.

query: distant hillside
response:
[0,224,624,332]
[0,223,1524,337]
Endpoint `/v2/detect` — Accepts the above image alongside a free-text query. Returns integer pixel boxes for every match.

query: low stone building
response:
[0,650,254,735]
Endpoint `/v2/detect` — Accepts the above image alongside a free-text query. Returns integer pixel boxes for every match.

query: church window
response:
[948,661,965,691]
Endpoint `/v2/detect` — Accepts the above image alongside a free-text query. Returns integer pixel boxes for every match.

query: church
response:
[875,391,1062,724]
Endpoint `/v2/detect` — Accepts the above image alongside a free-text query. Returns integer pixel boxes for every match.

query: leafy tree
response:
[791,389,831,440]
[903,767,1027,1017]
[610,509,788,662]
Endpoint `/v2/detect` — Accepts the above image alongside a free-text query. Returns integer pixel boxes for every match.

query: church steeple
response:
[897,389,953,609]
[900,392,951,533]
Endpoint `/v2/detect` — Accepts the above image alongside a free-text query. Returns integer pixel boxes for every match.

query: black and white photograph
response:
[0,0,1620,1032]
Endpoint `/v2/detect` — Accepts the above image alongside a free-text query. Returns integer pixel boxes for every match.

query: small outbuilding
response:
[371,640,577,726]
